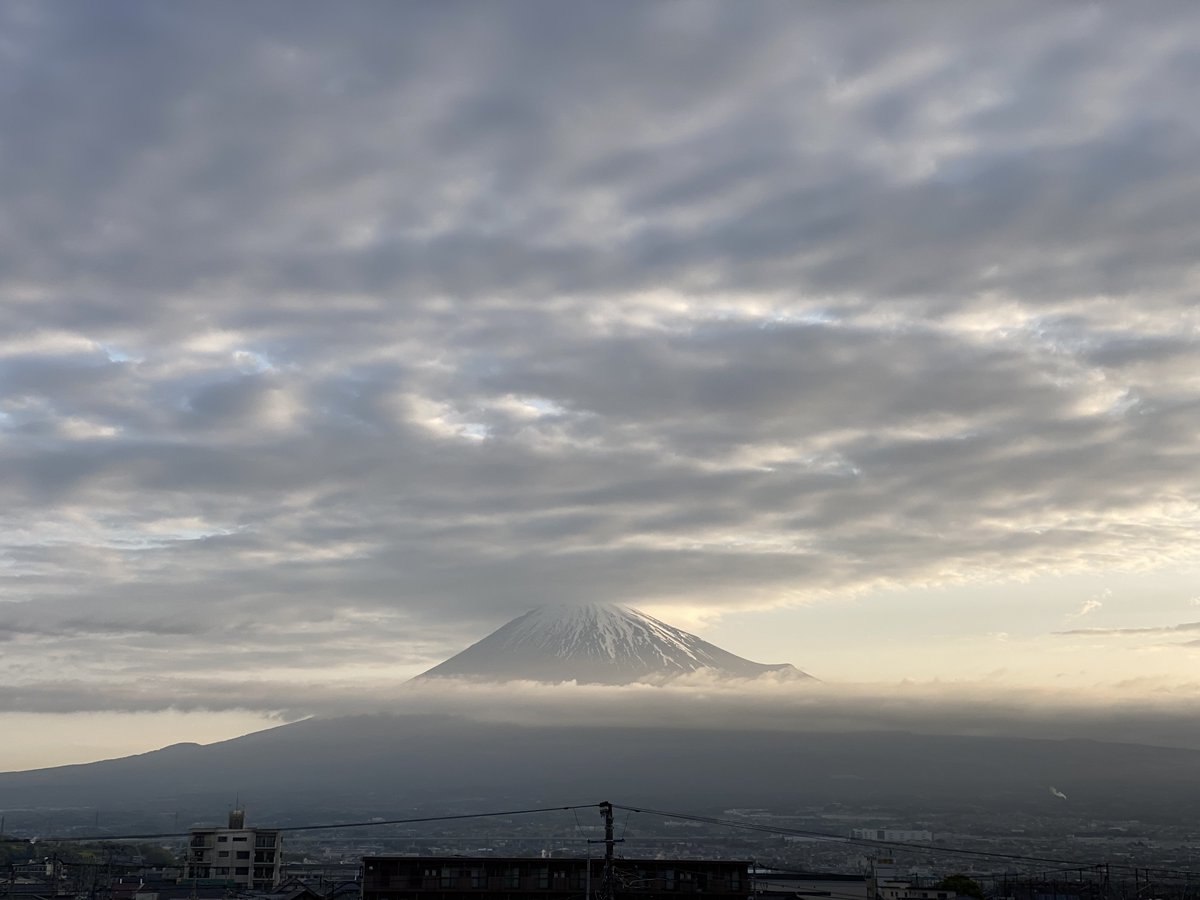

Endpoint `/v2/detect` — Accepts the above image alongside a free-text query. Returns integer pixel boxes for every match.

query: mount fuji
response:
[5,605,1200,822]
[416,602,812,684]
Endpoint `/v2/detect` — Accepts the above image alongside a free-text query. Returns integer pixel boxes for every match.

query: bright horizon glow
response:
[0,711,286,773]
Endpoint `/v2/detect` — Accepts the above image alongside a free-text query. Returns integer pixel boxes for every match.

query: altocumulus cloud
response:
[1,1,1200,714]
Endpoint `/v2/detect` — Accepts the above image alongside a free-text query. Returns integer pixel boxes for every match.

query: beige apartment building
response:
[185,809,282,891]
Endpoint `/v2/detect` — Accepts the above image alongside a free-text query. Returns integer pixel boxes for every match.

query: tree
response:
[935,874,985,899]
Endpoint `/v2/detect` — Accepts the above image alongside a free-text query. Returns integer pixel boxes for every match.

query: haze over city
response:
[3,2,1200,773]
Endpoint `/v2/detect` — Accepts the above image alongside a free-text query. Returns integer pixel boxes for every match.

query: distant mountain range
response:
[2,715,1199,823]
[2,604,1198,826]
[417,603,811,684]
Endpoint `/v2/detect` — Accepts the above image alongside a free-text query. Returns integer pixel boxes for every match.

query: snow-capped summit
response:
[416,602,812,684]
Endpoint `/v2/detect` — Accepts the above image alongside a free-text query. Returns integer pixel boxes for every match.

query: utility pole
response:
[598,802,623,900]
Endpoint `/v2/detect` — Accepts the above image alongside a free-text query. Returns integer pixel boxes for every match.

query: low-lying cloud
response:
[3,677,1199,754]
[1058,621,1200,637]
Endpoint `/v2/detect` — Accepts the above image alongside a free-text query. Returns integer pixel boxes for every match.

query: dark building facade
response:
[362,856,750,900]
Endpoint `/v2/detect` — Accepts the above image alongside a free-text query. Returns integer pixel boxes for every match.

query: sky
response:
[3,1,1200,772]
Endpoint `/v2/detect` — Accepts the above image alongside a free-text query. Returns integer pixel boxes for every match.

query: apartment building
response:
[185,809,283,890]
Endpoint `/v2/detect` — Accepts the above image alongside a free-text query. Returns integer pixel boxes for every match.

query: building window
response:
[218,851,229,858]
[235,867,249,876]
[233,836,248,842]
[217,836,228,843]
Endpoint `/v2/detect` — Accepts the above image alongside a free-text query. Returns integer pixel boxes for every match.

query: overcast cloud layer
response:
[3,2,1200,732]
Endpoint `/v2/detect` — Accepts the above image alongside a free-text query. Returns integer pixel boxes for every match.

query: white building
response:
[852,828,934,843]
[868,859,964,900]
[185,809,282,890]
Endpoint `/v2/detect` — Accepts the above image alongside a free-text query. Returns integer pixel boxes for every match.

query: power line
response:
[4,799,1197,881]
[0,804,598,845]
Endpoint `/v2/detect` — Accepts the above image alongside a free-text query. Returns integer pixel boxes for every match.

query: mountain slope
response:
[417,602,810,684]
[1,715,1198,823]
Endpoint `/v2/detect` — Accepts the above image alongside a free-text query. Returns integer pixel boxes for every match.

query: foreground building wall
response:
[362,856,750,900]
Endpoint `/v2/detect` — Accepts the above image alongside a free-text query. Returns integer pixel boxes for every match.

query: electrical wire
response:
[0,804,600,845]
[4,799,1197,882]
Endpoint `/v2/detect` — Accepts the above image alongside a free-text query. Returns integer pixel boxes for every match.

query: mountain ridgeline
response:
[2,718,1198,823]
[2,604,1199,824]
[417,603,811,684]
